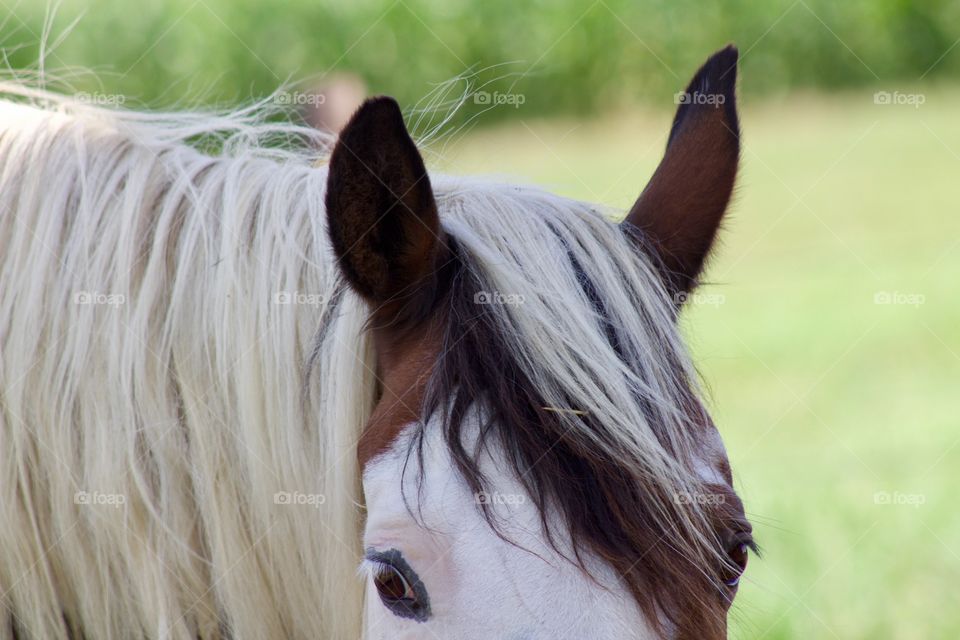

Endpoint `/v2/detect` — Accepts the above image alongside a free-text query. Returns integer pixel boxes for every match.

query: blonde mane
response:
[0,89,375,639]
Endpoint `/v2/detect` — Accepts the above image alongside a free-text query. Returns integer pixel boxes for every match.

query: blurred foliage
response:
[2,0,958,123]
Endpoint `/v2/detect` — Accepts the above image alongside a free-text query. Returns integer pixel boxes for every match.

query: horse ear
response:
[325,97,446,318]
[623,45,740,300]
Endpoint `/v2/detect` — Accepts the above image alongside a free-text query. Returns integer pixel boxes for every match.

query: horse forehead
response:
[361,423,454,539]
[357,321,737,490]
[362,415,559,560]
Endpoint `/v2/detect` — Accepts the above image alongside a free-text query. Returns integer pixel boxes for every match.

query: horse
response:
[0,45,752,639]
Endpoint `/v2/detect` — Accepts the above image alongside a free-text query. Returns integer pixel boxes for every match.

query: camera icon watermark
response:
[75,91,126,107]
[74,490,126,509]
[475,491,526,506]
[273,291,326,307]
[873,91,925,108]
[673,291,726,307]
[873,290,924,308]
[73,291,126,307]
[873,491,925,508]
[274,91,326,107]
[674,91,726,106]
[673,491,726,506]
[273,490,326,509]
[473,290,525,306]
[473,91,526,109]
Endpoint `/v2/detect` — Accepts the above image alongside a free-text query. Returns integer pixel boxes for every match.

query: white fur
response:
[361,417,660,639]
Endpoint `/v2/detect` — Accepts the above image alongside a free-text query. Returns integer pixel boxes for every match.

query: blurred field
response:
[444,88,960,638]
[3,0,959,123]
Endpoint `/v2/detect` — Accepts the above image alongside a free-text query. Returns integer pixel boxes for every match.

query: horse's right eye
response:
[722,536,753,587]
[374,564,414,601]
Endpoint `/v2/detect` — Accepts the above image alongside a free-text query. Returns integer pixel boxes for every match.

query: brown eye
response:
[374,565,414,601]
[365,549,431,622]
[724,541,749,587]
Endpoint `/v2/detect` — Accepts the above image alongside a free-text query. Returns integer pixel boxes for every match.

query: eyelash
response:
[358,558,392,580]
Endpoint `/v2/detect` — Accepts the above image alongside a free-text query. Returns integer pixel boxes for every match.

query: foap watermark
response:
[475,491,526,506]
[274,91,326,107]
[673,491,726,506]
[674,91,726,106]
[873,91,925,108]
[873,491,925,508]
[75,91,126,107]
[474,290,525,306]
[273,491,326,509]
[874,290,925,308]
[274,291,326,307]
[474,91,525,109]
[74,490,126,509]
[73,291,126,307]
[673,291,726,307]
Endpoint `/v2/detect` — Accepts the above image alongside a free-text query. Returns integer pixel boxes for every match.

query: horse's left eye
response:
[723,541,750,587]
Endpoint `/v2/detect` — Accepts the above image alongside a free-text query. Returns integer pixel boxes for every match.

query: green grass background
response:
[3,0,959,122]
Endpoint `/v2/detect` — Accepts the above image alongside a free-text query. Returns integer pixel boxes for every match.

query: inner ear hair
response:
[325,96,449,327]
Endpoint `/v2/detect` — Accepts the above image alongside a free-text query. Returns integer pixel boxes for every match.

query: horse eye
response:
[724,541,750,587]
[374,564,414,601]
[365,549,431,621]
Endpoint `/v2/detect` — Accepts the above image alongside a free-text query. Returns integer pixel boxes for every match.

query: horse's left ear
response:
[325,96,446,321]
[624,45,740,300]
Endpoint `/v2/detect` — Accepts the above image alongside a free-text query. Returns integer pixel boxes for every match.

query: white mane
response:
[0,87,721,639]
[0,89,373,639]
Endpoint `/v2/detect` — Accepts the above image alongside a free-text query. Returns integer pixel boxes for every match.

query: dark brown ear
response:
[325,97,446,321]
[624,45,740,300]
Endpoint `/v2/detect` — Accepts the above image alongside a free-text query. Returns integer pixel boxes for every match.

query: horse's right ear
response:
[325,97,446,320]
[624,46,740,301]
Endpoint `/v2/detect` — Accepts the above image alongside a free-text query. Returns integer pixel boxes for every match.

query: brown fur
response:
[357,317,442,467]
[624,45,740,298]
